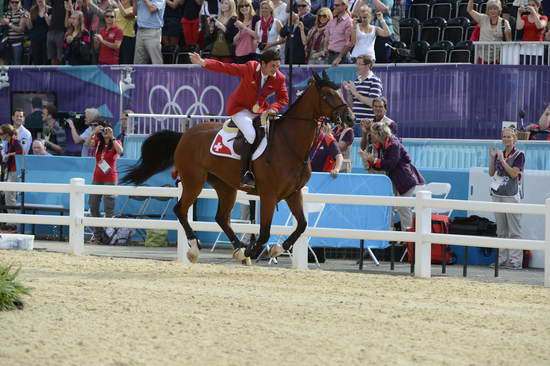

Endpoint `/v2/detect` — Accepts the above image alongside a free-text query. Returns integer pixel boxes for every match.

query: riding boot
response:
[240,141,255,189]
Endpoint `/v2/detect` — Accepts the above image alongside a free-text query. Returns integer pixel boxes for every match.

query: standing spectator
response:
[133,0,166,64]
[28,0,50,65]
[66,108,101,157]
[468,0,512,64]
[342,54,382,137]
[41,105,66,155]
[332,118,354,173]
[116,108,132,147]
[31,139,51,155]
[205,0,238,61]
[87,123,123,244]
[181,0,204,51]
[162,0,182,49]
[359,97,397,163]
[304,7,332,64]
[271,0,287,24]
[489,127,525,269]
[350,5,390,61]
[46,0,66,65]
[0,124,23,222]
[114,0,136,64]
[24,97,45,139]
[359,122,424,231]
[309,119,343,177]
[255,0,283,55]
[11,109,32,154]
[367,0,395,63]
[295,0,316,29]
[310,0,333,15]
[324,0,352,66]
[281,0,315,65]
[0,0,31,65]
[63,10,92,65]
[516,0,547,41]
[231,0,259,63]
[94,8,123,64]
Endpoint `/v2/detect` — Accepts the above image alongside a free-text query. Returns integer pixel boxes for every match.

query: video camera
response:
[57,111,86,131]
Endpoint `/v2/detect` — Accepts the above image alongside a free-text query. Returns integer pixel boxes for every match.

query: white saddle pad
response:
[209,126,267,161]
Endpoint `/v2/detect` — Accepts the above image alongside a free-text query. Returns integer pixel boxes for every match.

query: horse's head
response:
[312,71,355,128]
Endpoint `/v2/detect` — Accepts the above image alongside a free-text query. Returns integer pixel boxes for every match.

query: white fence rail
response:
[474,41,550,65]
[128,113,229,136]
[0,179,549,286]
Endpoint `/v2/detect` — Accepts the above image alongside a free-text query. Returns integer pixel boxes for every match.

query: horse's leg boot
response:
[240,141,255,189]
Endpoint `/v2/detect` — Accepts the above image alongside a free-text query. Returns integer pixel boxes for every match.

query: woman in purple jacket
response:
[359,122,425,231]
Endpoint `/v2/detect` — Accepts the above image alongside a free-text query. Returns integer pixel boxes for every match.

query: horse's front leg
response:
[269,189,307,259]
[244,197,276,259]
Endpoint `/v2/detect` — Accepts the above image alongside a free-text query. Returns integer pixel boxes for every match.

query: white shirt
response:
[79,126,94,157]
[16,125,32,154]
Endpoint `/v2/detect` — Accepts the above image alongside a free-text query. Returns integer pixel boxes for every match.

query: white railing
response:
[473,41,550,65]
[0,178,549,286]
[128,113,229,136]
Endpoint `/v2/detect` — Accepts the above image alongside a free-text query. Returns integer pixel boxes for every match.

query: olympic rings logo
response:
[148,85,225,119]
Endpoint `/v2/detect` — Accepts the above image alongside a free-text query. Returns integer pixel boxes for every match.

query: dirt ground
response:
[1,250,550,366]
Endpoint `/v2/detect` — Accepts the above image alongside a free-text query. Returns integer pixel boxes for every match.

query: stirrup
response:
[240,171,255,188]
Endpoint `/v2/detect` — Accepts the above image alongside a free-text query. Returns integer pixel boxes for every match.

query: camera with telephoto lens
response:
[258,42,266,51]
[57,111,85,129]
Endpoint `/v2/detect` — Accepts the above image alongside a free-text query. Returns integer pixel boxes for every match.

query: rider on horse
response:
[188,50,289,189]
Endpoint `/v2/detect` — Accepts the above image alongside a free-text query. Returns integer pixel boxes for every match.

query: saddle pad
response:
[209,128,267,161]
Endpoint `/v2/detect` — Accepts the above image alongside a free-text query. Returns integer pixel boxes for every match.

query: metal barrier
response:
[128,113,229,136]
[0,179,549,286]
[474,41,550,65]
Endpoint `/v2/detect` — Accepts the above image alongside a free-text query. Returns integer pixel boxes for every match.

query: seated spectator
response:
[66,108,101,156]
[516,0,547,41]
[350,5,390,62]
[163,0,182,49]
[31,139,52,155]
[11,108,32,154]
[94,8,123,64]
[231,0,260,63]
[468,0,512,64]
[324,0,352,66]
[0,0,31,65]
[24,96,45,139]
[28,0,50,65]
[113,0,136,64]
[359,122,425,231]
[205,0,238,62]
[309,119,343,177]
[63,10,92,65]
[304,7,332,64]
[255,0,284,55]
[0,124,23,221]
[41,105,66,155]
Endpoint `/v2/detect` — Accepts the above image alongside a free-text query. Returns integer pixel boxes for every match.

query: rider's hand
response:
[330,168,339,178]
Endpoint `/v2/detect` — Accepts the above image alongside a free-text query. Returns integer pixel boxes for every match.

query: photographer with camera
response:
[254,0,284,56]
[516,0,547,41]
[66,107,101,156]
[41,104,67,155]
[86,122,123,244]
[350,5,389,62]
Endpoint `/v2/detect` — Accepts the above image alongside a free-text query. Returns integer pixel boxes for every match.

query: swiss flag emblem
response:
[212,135,231,155]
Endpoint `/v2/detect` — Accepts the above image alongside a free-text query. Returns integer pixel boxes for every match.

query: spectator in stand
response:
[390,0,402,36]
[304,7,332,64]
[46,0,66,65]
[367,0,395,62]
[114,0,136,64]
[181,0,204,51]
[350,5,390,62]
[255,1,284,55]
[281,0,315,64]
[11,109,32,154]
[324,0,352,66]
[489,127,525,269]
[309,119,343,178]
[31,139,52,155]
[87,123,123,245]
[332,117,354,173]
[94,8,123,64]
[116,109,132,147]
[342,54,382,137]
[231,0,259,63]
[0,0,31,65]
[310,0,333,15]
[0,124,23,221]
[295,0,316,29]
[205,0,238,62]
[468,0,512,64]
[162,0,182,49]
[41,105,66,155]
[359,122,424,231]
[28,0,50,65]
[63,10,92,65]
[25,97,45,139]
[271,0,287,24]
[66,108,101,156]
[134,0,166,64]
[526,103,550,140]
[516,0,547,41]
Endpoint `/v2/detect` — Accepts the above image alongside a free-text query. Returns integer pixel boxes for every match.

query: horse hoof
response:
[232,248,246,261]
[187,239,200,263]
[241,258,252,266]
[269,244,284,258]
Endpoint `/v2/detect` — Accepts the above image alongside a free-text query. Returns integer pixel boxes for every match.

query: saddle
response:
[226,114,269,156]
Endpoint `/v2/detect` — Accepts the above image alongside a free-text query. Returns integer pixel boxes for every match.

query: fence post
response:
[545,198,550,287]
[69,178,85,255]
[414,190,432,278]
[291,186,309,270]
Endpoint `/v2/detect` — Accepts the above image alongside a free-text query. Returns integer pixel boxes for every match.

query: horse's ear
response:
[322,70,329,81]
[311,70,321,84]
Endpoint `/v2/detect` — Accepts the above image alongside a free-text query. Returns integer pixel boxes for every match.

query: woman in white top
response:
[271,0,287,25]
[255,0,284,54]
[350,5,390,60]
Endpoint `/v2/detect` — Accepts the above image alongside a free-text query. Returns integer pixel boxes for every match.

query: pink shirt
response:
[325,12,353,53]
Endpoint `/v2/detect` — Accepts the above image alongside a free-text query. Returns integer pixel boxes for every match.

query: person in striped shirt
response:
[342,54,382,137]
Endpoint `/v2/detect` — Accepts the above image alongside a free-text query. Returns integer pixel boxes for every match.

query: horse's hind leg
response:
[173,172,207,263]
[271,190,307,258]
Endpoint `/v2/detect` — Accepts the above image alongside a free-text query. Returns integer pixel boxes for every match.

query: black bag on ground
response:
[448,215,497,237]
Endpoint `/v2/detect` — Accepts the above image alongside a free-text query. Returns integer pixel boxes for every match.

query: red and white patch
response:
[209,129,267,161]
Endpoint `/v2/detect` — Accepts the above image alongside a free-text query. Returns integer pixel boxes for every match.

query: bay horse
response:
[121,71,354,263]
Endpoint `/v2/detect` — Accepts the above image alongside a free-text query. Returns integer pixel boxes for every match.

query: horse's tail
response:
[120,130,182,185]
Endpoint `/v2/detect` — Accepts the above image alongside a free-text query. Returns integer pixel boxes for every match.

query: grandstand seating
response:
[449,40,474,63]
[409,0,433,23]
[443,17,470,44]
[431,0,456,21]
[426,40,454,62]
[399,17,422,47]
[421,17,447,45]
[413,40,431,62]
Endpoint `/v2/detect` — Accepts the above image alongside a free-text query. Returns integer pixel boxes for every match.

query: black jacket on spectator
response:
[64,30,92,65]
[281,13,315,65]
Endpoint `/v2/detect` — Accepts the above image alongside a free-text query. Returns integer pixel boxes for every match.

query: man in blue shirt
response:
[133,0,166,64]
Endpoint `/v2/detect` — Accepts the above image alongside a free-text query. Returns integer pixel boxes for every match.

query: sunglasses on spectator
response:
[318,14,327,18]
[297,4,307,7]
[10,1,20,4]
[105,14,115,18]
[239,4,250,7]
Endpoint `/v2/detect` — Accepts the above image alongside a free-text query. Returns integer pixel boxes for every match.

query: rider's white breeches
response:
[232,109,257,144]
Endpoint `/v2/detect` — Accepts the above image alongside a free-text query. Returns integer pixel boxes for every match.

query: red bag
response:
[470,24,480,41]
[406,215,455,265]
